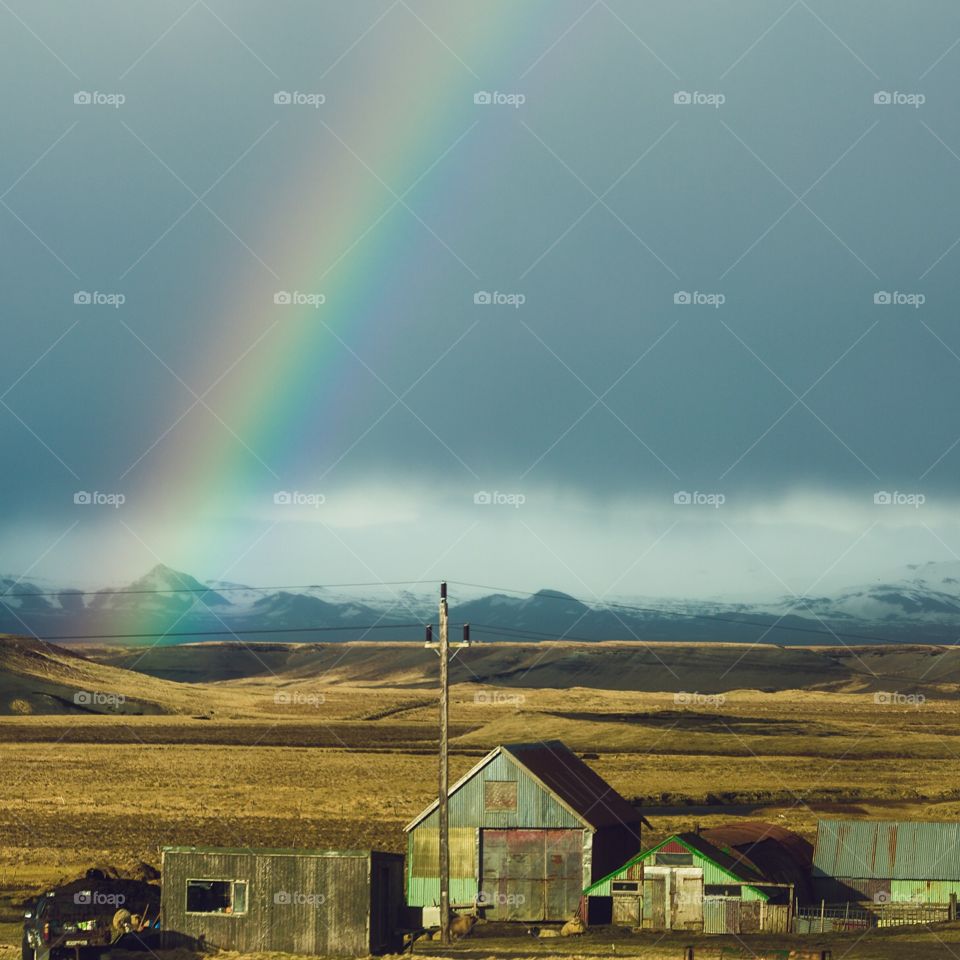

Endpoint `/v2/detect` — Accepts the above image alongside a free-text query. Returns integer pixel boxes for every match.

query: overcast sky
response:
[2,1,960,599]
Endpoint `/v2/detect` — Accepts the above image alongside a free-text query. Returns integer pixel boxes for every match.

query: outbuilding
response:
[160,846,404,956]
[812,819,960,905]
[583,831,795,933]
[404,740,643,922]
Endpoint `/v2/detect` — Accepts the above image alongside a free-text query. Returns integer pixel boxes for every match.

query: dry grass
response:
[3,655,960,958]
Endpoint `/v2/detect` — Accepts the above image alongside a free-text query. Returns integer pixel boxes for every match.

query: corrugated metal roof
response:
[502,741,644,830]
[813,820,960,880]
[702,822,813,897]
[404,741,642,832]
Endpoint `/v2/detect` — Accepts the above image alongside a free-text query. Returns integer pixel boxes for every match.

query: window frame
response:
[483,780,519,812]
[184,878,249,917]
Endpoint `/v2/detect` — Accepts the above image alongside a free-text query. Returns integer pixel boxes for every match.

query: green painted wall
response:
[586,838,768,902]
[891,879,960,903]
[406,751,588,907]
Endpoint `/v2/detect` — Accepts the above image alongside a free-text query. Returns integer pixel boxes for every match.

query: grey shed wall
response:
[161,848,403,957]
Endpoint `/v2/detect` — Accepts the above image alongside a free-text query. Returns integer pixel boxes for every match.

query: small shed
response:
[583,831,794,933]
[813,819,960,904]
[160,846,403,956]
[405,740,643,922]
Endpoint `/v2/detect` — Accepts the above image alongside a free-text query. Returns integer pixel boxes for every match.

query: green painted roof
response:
[583,833,769,900]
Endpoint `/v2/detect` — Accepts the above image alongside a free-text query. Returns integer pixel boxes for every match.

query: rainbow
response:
[130,4,559,536]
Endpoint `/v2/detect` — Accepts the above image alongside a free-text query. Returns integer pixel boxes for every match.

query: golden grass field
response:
[3,637,960,958]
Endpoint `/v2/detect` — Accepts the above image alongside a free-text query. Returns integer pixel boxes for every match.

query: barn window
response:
[654,852,693,866]
[185,879,248,915]
[484,780,518,811]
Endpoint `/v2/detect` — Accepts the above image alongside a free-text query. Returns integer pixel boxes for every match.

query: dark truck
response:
[22,876,160,960]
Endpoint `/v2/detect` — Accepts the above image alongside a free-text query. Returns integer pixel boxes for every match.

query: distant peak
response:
[531,589,583,603]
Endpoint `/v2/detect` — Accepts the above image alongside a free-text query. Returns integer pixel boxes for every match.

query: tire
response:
[21,936,30,960]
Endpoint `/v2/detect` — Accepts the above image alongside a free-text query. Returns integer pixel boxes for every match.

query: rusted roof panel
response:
[813,820,960,880]
[502,741,643,830]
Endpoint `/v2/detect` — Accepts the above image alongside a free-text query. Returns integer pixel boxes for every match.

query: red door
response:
[480,829,583,921]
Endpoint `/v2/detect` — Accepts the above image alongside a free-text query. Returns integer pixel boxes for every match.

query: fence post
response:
[683,946,694,960]
[951,893,957,921]
[819,899,825,933]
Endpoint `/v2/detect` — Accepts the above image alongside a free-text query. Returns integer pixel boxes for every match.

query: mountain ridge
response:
[5,561,960,646]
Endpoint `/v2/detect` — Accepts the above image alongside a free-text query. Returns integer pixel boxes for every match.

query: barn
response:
[812,819,960,905]
[404,740,643,922]
[583,829,798,933]
[160,846,404,956]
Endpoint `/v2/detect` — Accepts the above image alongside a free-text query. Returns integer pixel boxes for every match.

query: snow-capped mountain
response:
[5,561,960,645]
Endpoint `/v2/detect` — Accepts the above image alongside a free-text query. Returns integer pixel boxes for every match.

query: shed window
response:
[705,885,741,897]
[186,880,248,915]
[484,780,518,811]
[655,852,693,866]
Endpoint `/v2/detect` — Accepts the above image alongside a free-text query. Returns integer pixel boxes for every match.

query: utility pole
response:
[425,582,470,945]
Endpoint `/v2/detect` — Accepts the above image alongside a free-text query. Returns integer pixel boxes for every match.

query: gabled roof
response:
[583,832,770,900]
[404,740,643,833]
[813,820,960,881]
[702,821,813,894]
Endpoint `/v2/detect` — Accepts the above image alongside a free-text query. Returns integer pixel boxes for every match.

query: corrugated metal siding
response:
[890,879,960,903]
[814,820,960,881]
[406,751,591,908]
[414,753,583,831]
[161,849,393,956]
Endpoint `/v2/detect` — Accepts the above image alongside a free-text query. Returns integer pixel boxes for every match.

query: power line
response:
[29,622,430,642]
[0,579,436,601]
[448,580,904,645]
[469,623,606,644]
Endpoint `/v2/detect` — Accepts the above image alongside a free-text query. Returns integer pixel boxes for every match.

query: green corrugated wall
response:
[406,752,586,907]
[891,879,960,903]
[586,840,767,901]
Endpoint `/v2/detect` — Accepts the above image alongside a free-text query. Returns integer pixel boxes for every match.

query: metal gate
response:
[704,897,740,933]
[480,829,583,921]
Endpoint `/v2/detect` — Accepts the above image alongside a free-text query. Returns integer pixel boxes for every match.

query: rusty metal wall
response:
[161,849,397,956]
[479,828,583,921]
